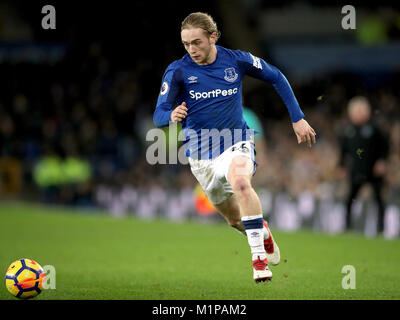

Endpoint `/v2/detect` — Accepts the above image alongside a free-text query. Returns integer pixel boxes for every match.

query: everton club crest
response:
[224,67,238,82]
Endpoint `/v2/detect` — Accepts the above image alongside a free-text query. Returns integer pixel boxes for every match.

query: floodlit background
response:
[0,0,399,237]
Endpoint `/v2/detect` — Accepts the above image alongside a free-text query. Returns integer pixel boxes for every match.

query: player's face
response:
[181,28,216,65]
[348,101,371,125]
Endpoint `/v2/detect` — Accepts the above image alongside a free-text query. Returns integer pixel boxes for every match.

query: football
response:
[5,258,45,299]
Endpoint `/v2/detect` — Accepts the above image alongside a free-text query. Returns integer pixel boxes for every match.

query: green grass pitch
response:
[0,202,399,300]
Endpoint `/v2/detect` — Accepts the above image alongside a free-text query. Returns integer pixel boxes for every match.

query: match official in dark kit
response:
[337,96,389,234]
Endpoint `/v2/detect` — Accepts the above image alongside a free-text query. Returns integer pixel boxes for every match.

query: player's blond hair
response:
[181,12,221,42]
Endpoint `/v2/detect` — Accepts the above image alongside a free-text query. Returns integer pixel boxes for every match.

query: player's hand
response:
[336,167,347,180]
[292,118,317,148]
[373,159,386,177]
[171,102,188,122]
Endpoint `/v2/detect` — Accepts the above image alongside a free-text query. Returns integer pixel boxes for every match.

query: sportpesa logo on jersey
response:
[189,88,238,100]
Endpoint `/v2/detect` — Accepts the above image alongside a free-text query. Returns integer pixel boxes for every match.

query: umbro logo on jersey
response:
[188,76,198,83]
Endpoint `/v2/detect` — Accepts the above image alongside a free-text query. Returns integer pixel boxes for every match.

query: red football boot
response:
[252,256,272,282]
[263,220,280,266]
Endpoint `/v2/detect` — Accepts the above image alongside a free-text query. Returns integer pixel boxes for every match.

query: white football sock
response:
[242,214,267,261]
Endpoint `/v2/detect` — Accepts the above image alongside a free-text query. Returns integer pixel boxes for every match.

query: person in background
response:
[337,96,389,234]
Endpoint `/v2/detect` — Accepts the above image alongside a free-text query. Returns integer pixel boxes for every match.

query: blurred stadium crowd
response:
[0,1,399,236]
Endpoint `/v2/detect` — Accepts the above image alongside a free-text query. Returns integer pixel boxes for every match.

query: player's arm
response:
[336,128,349,179]
[153,64,185,127]
[372,126,390,177]
[236,51,316,147]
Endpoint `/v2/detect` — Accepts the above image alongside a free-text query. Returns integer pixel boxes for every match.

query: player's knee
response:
[231,176,251,195]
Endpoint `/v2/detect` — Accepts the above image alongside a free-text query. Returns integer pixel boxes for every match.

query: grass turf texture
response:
[0,202,399,300]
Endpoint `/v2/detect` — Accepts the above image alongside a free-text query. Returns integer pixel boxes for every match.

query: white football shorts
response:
[188,140,256,205]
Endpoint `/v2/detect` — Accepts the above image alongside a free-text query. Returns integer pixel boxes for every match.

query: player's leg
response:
[226,154,271,282]
[215,192,280,266]
[214,194,246,235]
[345,180,362,231]
[371,178,385,234]
[227,155,262,216]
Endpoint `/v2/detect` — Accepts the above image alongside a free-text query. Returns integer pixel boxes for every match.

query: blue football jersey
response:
[154,45,304,159]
